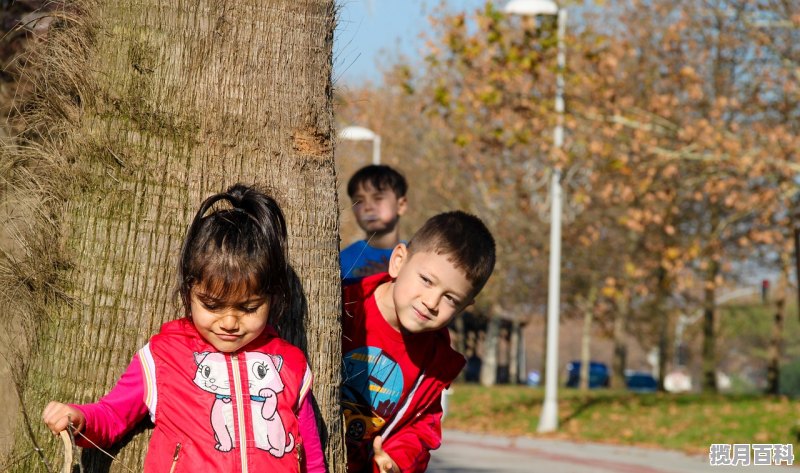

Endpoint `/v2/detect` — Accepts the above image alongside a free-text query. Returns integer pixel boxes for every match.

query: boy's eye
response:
[445,295,460,307]
[420,275,431,285]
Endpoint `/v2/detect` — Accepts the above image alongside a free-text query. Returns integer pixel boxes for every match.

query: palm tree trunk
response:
[2,1,342,471]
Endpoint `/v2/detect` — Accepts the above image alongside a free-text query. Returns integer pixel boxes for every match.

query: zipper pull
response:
[169,443,182,473]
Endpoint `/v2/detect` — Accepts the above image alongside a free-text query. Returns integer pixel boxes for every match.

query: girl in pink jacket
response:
[43,184,326,473]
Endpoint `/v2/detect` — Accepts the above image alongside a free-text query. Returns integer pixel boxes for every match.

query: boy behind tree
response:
[340,165,407,282]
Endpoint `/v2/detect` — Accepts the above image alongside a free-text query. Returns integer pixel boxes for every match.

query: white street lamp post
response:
[504,0,566,433]
[338,125,381,165]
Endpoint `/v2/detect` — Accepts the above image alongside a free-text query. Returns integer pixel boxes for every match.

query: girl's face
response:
[189,284,270,353]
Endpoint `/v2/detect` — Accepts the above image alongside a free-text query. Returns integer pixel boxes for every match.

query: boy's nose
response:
[421,293,440,313]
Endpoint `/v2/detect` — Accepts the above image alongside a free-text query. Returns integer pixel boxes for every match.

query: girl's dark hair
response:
[177,184,290,321]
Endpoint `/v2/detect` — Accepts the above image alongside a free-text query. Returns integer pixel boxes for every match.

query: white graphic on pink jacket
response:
[247,352,295,457]
[192,352,295,457]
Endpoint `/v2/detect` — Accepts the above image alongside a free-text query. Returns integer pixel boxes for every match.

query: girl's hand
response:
[42,401,85,435]
[372,435,399,473]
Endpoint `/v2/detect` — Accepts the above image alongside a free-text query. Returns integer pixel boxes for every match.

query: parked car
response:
[565,361,609,389]
[625,371,658,393]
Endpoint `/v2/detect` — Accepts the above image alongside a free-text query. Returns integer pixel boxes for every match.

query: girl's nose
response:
[218,312,240,331]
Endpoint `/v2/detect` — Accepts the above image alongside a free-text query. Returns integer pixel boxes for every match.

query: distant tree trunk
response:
[509,320,520,384]
[454,316,467,382]
[1,1,343,471]
[480,317,500,387]
[701,257,720,393]
[653,268,672,392]
[579,286,597,392]
[611,293,630,389]
[657,312,671,391]
[766,257,789,395]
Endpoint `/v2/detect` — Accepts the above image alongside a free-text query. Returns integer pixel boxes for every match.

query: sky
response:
[333,0,487,86]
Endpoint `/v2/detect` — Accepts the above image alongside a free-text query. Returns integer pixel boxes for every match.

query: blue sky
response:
[333,0,487,86]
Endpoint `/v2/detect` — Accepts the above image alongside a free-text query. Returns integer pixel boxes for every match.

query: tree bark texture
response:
[3,1,343,471]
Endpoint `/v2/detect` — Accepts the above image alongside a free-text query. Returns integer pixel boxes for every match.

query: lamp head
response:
[339,125,378,141]
[503,0,559,16]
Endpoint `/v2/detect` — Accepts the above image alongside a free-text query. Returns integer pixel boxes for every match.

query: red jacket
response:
[141,319,312,472]
[342,274,466,473]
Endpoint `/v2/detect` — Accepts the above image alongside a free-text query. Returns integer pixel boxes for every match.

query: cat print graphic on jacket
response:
[193,351,295,457]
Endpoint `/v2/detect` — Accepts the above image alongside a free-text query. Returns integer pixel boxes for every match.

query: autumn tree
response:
[357,0,800,395]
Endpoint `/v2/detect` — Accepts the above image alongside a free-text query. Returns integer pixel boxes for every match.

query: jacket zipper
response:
[168,443,181,473]
[230,353,248,473]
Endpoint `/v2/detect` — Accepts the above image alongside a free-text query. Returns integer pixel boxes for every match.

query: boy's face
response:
[350,182,407,236]
[384,244,474,334]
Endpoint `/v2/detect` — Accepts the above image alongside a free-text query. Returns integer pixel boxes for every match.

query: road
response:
[428,430,795,472]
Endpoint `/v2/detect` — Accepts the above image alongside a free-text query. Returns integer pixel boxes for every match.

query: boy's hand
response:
[372,435,399,473]
[42,401,85,435]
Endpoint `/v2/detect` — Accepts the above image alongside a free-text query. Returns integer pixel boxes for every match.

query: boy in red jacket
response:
[341,211,496,473]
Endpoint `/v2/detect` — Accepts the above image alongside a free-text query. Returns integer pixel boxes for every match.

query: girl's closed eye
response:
[200,299,223,312]
[239,303,263,314]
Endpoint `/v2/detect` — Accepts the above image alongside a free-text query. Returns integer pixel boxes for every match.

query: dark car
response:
[625,371,658,393]
[565,361,609,389]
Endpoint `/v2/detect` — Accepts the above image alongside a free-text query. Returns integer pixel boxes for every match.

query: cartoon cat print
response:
[193,352,236,451]
[193,351,295,457]
[247,352,295,457]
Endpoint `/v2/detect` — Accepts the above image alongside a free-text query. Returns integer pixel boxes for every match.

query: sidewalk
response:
[428,430,796,473]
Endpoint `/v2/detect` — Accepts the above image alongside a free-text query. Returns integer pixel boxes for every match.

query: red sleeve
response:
[298,394,327,473]
[72,354,149,448]
[376,397,444,473]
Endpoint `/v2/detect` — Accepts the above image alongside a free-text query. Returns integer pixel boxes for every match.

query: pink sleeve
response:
[72,353,149,448]
[298,394,326,473]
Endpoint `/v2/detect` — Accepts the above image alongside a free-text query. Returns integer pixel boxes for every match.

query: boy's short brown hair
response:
[347,165,407,199]
[407,211,495,296]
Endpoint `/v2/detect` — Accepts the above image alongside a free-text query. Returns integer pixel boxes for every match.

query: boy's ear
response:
[388,243,408,278]
[396,196,408,216]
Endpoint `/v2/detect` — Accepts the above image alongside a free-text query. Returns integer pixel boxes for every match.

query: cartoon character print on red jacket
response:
[342,273,466,473]
[142,318,307,473]
[192,351,294,457]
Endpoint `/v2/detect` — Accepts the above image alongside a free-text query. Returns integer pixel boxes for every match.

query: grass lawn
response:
[443,383,800,454]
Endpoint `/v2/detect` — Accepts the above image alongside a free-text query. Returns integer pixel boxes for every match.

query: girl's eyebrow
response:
[195,291,265,305]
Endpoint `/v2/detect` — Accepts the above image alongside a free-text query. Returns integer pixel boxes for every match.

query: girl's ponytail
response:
[177,184,291,321]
